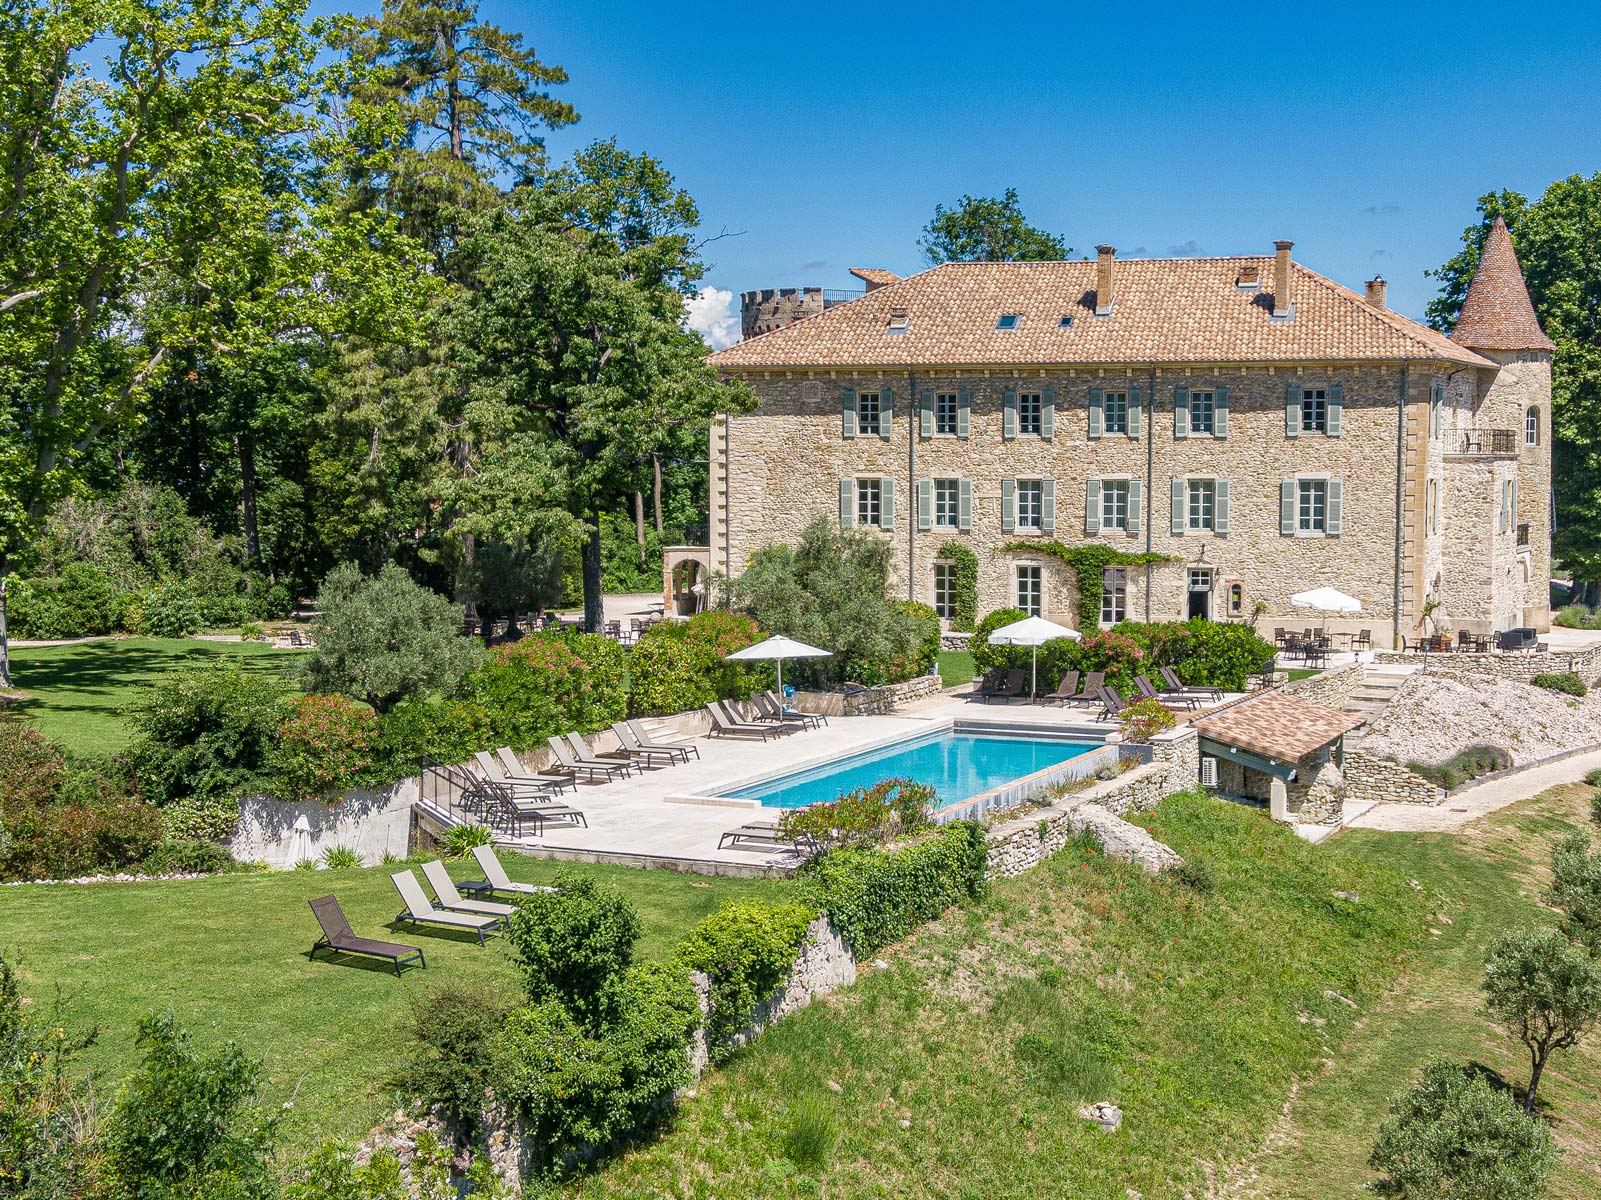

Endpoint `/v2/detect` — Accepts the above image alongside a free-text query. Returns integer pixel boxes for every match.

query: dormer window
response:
[1235,266,1261,291]
[995,313,1022,331]
[1058,315,1075,329]
[886,310,910,336]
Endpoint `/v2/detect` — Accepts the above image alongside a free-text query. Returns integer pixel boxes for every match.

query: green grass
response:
[1283,667,1321,682]
[1243,782,1601,1199]
[5,637,307,755]
[0,853,788,1151]
[935,649,975,688]
[570,793,1430,1198]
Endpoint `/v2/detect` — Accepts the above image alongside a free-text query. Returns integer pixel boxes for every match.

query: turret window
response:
[1526,406,1540,446]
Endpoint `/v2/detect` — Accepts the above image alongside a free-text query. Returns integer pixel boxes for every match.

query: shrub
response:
[0,953,97,1192]
[304,562,482,714]
[797,821,989,956]
[1115,619,1274,691]
[1586,768,1601,788]
[628,612,765,718]
[676,899,817,1057]
[778,778,935,849]
[505,869,641,1025]
[272,694,378,802]
[320,845,362,869]
[1547,832,1601,954]
[368,698,497,783]
[892,600,942,680]
[158,794,242,844]
[782,1095,836,1171]
[459,632,627,747]
[1406,745,1511,790]
[400,981,517,1133]
[441,823,494,860]
[0,721,66,809]
[140,582,206,638]
[6,563,125,639]
[1119,697,1175,743]
[1482,926,1601,1112]
[143,838,238,875]
[1368,1059,1556,1199]
[123,664,285,807]
[1554,603,1601,630]
[489,961,699,1176]
[1171,857,1215,895]
[969,607,1029,675]
[1593,791,1601,828]
[1531,671,1587,697]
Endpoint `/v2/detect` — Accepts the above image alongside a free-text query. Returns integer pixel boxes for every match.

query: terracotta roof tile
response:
[710,256,1494,370]
[849,267,901,287]
[1191,691,1366,763]
[1449,216,1556,352]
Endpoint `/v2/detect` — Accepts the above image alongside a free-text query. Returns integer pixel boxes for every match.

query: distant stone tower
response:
[739,268,901,341]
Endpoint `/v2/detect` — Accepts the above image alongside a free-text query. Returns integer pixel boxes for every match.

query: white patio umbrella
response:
[987,615,1082,697]
[726,634,832,699]
[1289,587,1362,643]
[287,814,313,869]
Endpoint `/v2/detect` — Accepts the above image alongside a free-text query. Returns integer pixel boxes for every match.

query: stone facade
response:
[1342,749,1445,806]
[709,357,1551,645]
[1376,642,1601,685]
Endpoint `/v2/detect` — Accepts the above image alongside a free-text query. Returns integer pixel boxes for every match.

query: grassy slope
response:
[571,794,1428,1200]
[0,854,788,1151]
[1239,782,1601,1199]
[7,637,308,755]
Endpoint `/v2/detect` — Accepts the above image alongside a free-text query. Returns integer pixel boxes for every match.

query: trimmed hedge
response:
[676,899,817,1059]
[1531,671,1587,697]
[459,632,628,749]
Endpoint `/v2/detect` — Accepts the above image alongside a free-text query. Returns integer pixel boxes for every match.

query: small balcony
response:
[1454,428,1517,457]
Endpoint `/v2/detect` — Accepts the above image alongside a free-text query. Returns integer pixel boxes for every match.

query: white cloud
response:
[684,286,740,350]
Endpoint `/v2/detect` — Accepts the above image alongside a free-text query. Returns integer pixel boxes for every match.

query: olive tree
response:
[1547,831,1601,953]
[1482,926,1601,1112]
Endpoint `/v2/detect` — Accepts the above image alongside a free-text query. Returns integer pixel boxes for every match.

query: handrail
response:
[1456,428,1517,455]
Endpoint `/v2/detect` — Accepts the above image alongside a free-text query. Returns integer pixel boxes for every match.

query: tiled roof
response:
[1192,690,1365,763]
[709,256,1494,369]
[1449,216,1556,352]
[849,267,901,287]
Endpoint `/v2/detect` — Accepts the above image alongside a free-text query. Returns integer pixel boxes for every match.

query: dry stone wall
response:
[1343,750,1445,806]
[1281,661,1365,709]
[1377,645,1601,685]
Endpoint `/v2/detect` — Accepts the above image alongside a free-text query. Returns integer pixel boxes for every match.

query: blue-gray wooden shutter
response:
[1128,387,1143,439]
[1174,386,1190,439]
[1001,478,1016,532]
[1215,478,1230,534]
[1003,388,1018,440]
[957,478,972,531]
[1214,385,1229,438]
[917,477,932,531]
[1327,383,1343,437]
[1041,388,1056,441]
[841,388,857,438]
[879,386,893,440]
[1085,480,1101,533]
[1326,479,1342,535]
[1041,478,1056,532]
[840,478,855,525]
[1127,480,1143,533]
[1087,388,1103,439]
[919,388,934,438]
[1171,478,1186,533]
[1285,383,1302,438]
[956,387,971,438]
[1280,479,1296,535]
[880,477,895,530]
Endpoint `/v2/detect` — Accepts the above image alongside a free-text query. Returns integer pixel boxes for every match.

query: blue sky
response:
[385,2,1601,341]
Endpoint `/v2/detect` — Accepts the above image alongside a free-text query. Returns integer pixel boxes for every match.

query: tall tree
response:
[918,188,1071,264]
[1428,178,1601,587]
[447,141,753,631]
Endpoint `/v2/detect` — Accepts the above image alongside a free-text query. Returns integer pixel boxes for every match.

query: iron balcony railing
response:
[1457,428,1517,456]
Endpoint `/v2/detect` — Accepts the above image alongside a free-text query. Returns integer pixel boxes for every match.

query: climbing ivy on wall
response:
[1001,540,1176,630]
[936,541,979,631]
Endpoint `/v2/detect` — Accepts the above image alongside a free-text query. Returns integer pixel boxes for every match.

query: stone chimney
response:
[1095,245,1116,316]
[1365,276,1387,310]
[1272,240,1294,319]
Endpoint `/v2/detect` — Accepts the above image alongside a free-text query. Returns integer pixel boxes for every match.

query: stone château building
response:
[706,225,1553,645]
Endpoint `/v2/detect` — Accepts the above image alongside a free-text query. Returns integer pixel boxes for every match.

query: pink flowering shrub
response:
[272,694,378,802]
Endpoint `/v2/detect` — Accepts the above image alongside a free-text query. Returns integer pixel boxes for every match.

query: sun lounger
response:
[1159,666,1222,703]
[623,719,701,759]
[420,860,517,918]
[565,732,637,773]
[609,722,687,768]
[473,750,565,801]
[755,692,824,731]
[1066,671,1106,706]
[545,736,632,782]
[977,668,1026,704]
[764,690,827,728]
[492,747,577,794]
[718,820,819,855]
[390,870,503,946]
[1135,674,1199,711]
[1095,686,1127,722]
[706,701,783,740]
[308,895,425,977]
[1042,671,1080,705]
[466,844,556,897]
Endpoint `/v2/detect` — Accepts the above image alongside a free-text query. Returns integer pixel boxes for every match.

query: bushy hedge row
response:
[627,611,765,717]
[677,899,818,1058]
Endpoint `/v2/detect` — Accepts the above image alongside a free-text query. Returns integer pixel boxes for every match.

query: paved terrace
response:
[493,696,1116,873]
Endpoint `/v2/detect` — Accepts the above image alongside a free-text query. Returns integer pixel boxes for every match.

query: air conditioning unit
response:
[1199,756,1220,788]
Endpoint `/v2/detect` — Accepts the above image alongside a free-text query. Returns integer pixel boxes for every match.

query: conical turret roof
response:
[1450,215,1555,351]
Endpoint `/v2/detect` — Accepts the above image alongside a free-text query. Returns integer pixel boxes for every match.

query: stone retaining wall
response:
[1281,661,1366,709]
[232,779,416,868]
[1375,644,1601,685]
[1343,749,1445,806]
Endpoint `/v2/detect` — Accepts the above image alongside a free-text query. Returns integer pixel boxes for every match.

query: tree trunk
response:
[652,454,663,533]
[582,513,604,633]
[634,490,647,567]
[1525,1050,1547,1113]
[0,562,12,690]
[238,432,261,562]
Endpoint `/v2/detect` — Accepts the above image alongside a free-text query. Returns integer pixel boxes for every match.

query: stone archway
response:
[663,548,711,616]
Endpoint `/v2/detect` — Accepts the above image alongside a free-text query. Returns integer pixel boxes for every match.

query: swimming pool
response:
[730,730,1099,809]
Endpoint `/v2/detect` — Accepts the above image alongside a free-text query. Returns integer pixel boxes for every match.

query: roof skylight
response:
[995,313,1022,331]
[886,311,910,335]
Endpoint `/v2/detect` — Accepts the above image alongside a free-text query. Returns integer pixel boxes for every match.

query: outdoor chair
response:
[1094,686,1126,722]
[1272,627,1287,646]
[764,689,828,728]
[545,736,633,782]
[492,747,577,794]
[756,692,825,731]
[466,845,557,898]
[420,860,517,918]
[565,732,637,773]
[610,722,689,768]
[1066,671,1106,706]
[1136,674,1198,711]
[473,751,565,802]
[718,819,820,856]
[1042,671,1081,705]
[1353,629,1373,650]
[289,628,313,648]
[706,701,783,740]
[390,870,503,946]
[308,895,424,978]
[624,718,701,757]
[977,668,1026,704]
[1159,666,1222,703]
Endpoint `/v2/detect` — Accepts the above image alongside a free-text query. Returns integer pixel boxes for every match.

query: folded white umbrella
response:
[726,634,832,698]
[1289,587,1362,613]
[987,616,1082,697]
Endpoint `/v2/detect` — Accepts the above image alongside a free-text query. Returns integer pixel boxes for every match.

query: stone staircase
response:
[1340,668,1412,746]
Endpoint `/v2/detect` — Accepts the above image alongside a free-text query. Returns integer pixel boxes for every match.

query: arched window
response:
[1526,406,1540,446]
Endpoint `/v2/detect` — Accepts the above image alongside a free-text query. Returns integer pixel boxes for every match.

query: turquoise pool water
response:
[731,730,1098,809]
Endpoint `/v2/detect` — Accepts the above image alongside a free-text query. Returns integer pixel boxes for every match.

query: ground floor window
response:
[856,478,881,527]
[1100,568,1126,627]
[1016,564,1042,616]
[933,563,956,619]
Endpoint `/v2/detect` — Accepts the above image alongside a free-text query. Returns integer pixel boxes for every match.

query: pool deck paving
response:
[496,695,1115,871]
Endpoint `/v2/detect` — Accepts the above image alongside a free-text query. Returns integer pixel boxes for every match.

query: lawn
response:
[1240,781,1601,1199]
[570,793,1430,1198]
[935,649,975,688]
[5,636,308,755]
[0,853,789,1151]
